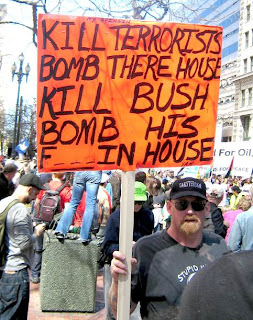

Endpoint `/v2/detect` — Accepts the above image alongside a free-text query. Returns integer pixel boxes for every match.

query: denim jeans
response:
[0,268,30,320]
[55,171,102,241]
[31,233,44,279]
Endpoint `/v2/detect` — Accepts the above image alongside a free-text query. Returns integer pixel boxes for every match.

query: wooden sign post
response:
[118,171,135,320]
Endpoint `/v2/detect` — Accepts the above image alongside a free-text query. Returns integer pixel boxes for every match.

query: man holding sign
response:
[109,177,229,319]
[36,14,224,319]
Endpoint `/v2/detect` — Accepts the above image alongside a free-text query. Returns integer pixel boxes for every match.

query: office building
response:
[174,0,252,143]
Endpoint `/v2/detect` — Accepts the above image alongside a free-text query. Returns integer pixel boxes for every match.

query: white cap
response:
[207,184,224,198]
[101,173,110,184]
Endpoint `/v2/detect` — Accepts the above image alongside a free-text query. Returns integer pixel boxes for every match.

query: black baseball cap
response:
[19,173,45,190]
[169,177,207,200]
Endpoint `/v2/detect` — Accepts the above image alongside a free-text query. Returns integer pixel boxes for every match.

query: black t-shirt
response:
[204,202,228,238]
[0,173,14,200]
[131,229,229,320]
[178,251,253,320]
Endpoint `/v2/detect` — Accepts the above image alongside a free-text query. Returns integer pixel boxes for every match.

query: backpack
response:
[0,199,20,266]
[37,183,66,224]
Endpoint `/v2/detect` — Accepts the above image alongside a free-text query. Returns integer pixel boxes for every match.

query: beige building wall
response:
[233,0,253,142]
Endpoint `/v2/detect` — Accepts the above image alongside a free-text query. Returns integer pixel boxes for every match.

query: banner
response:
[212,142,253,178]
[15,138,30,155]
[37,14,222,172]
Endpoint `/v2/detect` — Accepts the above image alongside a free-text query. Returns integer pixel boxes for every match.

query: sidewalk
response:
[28,270,105,320]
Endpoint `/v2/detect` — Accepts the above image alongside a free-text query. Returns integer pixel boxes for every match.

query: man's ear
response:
[166,200,172,211]
[27,186,33,193]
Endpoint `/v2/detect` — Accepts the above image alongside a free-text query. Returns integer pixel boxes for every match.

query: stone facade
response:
[233,0,253,142]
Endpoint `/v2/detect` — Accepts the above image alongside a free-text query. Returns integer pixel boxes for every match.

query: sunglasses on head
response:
[134,201,145,205]
[172,199,207,212]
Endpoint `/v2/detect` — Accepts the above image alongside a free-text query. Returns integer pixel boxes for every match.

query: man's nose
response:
[186,205,194,214]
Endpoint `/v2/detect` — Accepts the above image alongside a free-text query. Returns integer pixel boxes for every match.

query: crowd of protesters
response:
[1,154,253,319]
[1,157,253,248]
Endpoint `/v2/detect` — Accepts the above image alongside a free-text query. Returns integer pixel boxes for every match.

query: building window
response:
[249,88,252,105]
[246,5,250,22]
[242,90,245,106]
[222,136,232,142]
[221,124,233,142]
[240,115,251,141]
[251,57,253,72]
[244,59,247,73]
[245,32,249,48]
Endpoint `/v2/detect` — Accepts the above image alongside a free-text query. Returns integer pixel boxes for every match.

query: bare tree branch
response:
[0,20,33,31]
[32,3,37,46]
[1,0,205,50]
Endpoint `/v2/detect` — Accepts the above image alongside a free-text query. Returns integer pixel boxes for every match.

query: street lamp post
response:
[11,53,30,157]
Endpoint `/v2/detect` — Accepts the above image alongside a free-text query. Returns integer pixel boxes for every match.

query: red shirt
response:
[73,192,86,226]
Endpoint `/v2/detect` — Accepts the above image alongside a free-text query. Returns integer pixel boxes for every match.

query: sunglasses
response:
[172,200,207,212]
[134,201,145,205]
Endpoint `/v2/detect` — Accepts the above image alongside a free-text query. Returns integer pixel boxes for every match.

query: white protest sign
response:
[212,142,253,178]
[183,166,199,178]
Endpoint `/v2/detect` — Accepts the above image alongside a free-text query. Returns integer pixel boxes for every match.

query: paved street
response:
[28,270,105,320]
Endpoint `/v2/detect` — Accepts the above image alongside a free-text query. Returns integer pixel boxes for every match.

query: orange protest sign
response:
[37,14,222,172]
